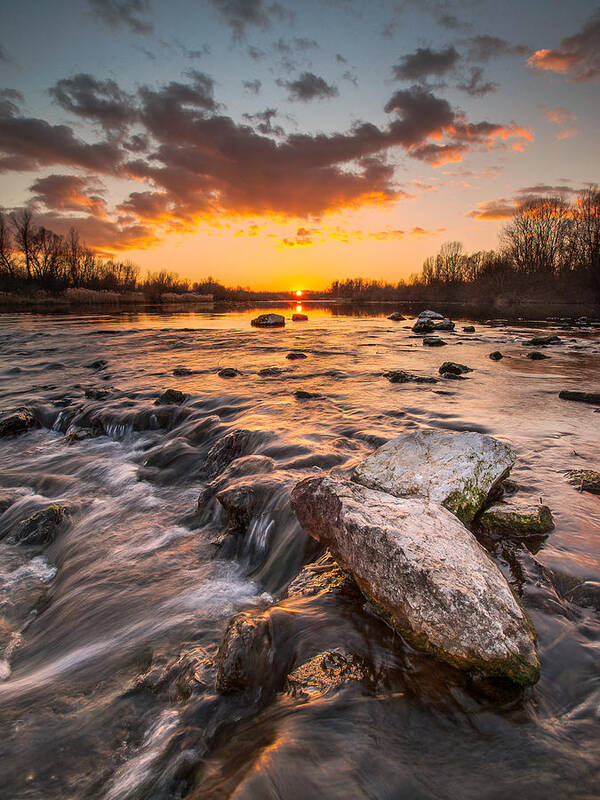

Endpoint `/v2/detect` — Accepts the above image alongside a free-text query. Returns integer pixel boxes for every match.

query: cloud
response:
[0,43,11,64]
[207,0,291,39]
[243,79,262,95]
[468,184,578,219]
[456,67,498,96]
[29,174,108,216]
[528,9,600,82]
[540,105,578,139]
[276,226,315,247]
[467,198,517,219]
[87,0,153,34]
[465,35,529,62]
[278,72,339,101]
[242,108,284,136]
[392,46,460,81]
[50,74,135,133]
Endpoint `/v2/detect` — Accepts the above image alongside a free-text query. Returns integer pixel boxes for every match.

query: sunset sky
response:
[1,0,598,289]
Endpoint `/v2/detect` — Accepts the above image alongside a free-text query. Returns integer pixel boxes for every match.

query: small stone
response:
[0,408,39,438]
[155,389,186,405]
[292,313,308,321]
[85,388,110,400]
[565,469,600,494]
[559,390,600,405]
[11,503,70,545]
[388,312,405,321]
[439,362,472,376]
[258,367,283,376]
[173,367,193,376]
[294,389,321,399]
[479,501,555,536]
[527,352,550,360]
[218,368,240,378]
[423,336,447,347]
[413,319,435,333]
[286,352,307,360]
[251,313,285,328]
[86,359,107,370]
[285,649,373,699]
[383,370,437,384]
[418,310,444,320]
[524,335,561,346]
[489,351,503,361]
[433,319,455,331]
[463,326,475,333]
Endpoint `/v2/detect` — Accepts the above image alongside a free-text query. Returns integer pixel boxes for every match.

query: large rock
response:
[216,475,289,532]
[353,429,515,523]
[251,313,285,328]
[291,476,540,685]
[0,408,39,438]
[479,501,555,536]
[216,611,273,692]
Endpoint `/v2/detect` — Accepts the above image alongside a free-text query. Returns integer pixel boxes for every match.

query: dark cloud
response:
[278,72,339,101]
[243,79,262,95]
[242,108,284,136]
[342,70,358,86]
[29,174,107,216]
[465,35,529,62]
[335,53,347,64]
[0,44,11,64]
[393,47,460,81]
[50,74,135,133]
[87,0,153,34]
[456,67,498,97]
[247,45,266,60]
[469,184,578,219]
[207,0,291,39]
[528,8,600,82]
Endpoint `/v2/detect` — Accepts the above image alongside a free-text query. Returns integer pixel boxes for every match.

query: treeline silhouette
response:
[328,188,600,304]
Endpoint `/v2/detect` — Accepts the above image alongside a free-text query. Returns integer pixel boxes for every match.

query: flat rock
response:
[251,313,285,328]
[527,351,550,360]
[383,370,437,384]
[173,367,193,376]
[565,469,600,494]
[258,367,283,376]
[10,503,70,546]
[479,501,555,536]
[353,429,516,523]
[155,389,186,405]
[439,361,472,376]
[286,352,307,360]
[524,335,561,346]
[423,336,446,347]
[291,476,539,685]
[285,649,373,699]
[292,313,308,321]
[218,368,240,378]
[418,310,444,320]
[294,389,321,399]
[559,390,600,405]
[0,408,39,438]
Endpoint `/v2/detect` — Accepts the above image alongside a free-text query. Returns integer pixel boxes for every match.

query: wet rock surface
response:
[353,429,515,523]
[489,351,504,360]
[559,390,600,404]
[285,649,373,699]
[423,335,447,347]
[439,361,472,377]
[0,407,40,437]
[286,352,307,360]
[387,312,405,320]
[251,313,285,328]
[155,389,186,405]
[525,335,562,346]
[8,503,71,546]
[218,368,241,378]
[291,476,540,685]
[565,469,600,494]
[527,351,550,360]
[383,370,437,384]
[479,500,555,536]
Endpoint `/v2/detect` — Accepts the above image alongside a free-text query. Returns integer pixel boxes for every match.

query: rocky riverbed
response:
[1,304,600,799]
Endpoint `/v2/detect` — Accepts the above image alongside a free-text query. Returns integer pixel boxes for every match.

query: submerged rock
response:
[489,351,503,361]
[439,361,472,377]
[218,368,240,378]
[527,351,550,360]
[286,352,307,360]
[423,335,447,347]
[0,491,19,513]
[353,429,516,523]
[285,551,356,599]
[383,370,437,384]
[203,429,271,481]
[258,367,283,376]
[85,387,111,400]
[565,469,600,494]
[291,476,539,685]
[479,501,555,536]
[387,312,405,321]
[173,367,193,376]
[285,649,373,699]
[0,407,39,438]
[433,319,455,331]
[86,359,107,370]
[251,313,285,328]
[10,503,70,546]
[216,475,288,532]
[524,335,561,346]
[155,389,186,405]
[294,389,321,399]
[216,611,273,692]
[292,313,308,321]
[197,454,276,508]
[559,390,600,405]
[418,310,444,320]
[463,325,475,333]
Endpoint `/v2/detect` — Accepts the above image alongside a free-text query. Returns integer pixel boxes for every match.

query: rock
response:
[566,582,600,611]
[418,310,444,320]
[86,359,107,370]
[527,351,550,360]
[216,611,273,692]
[155,389,186,405]
[85,388,111,400]
[0,491,19,513]
[439,362,472,377]
[10,503,70,546]
[479,501,555,536]
[285,552,356,599]
[197,455,276,507]
[218,368,240,378]
[251,313,285,328]
[292,313,308,321]
[486,319,508,327]
[422,336,447,347]
[524,335,561,346]
[463,325,475,333]
[285,649,373,699]
[294,390,321,399]
[433,319,455,331]
[286,351,307,360]
[258,367,283,376]
[353,429,516,524]
[173,367,193,376]
[559,390,600,405]
[565,469,600,494]
[216,475,288,532]
[0,408,39,438]
[203,429,270,481]
[383,370,437,384]
[291,476,539,685]
[387,312,406,321]
[412,319,435,333]
[489,351,503,361]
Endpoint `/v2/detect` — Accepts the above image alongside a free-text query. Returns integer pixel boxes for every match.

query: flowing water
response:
[0,303,599,799]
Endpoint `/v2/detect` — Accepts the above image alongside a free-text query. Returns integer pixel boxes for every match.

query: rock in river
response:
[286,352,307,360]
[383,370,437,384]
[412,318,435,333]
[489,351,503,361]
[433,319,455,332]
[423,335,447,347]
[155,389,186,405]
[291,476,539,685]
[527,351,550,360]
[9,503,71,546]
[524,335,561,346]
[559,390,600,405]
[0,407,39,438]
[418,310,444,320]
[388,312,405,321]
[285,649,373,699]
[463,325,475,333]
[565,469,600,494]
[353,429,516,523]
[218,368,240,378]
[479,500,555,536]
[439,361,472,377]
[292,313,308,321]
[251,313,285,328]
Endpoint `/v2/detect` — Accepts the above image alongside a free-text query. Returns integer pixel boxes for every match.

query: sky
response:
[0,0,598,290]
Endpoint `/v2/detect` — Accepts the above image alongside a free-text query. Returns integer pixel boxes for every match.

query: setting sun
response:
[296,290,303,297]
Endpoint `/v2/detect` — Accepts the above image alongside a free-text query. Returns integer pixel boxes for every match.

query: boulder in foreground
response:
[353,429,515,523]
[251,313,285,328]
[291,476,539,685]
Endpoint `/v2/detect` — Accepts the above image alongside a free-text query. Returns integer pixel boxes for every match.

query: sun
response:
[295,290,302,297]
